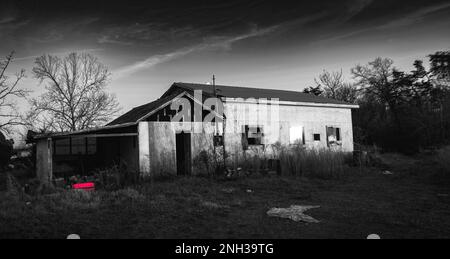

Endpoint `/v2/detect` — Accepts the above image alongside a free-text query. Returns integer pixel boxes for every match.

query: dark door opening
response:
[176,132,192,176]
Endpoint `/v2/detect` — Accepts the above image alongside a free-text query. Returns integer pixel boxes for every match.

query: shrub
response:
[193,150,214,176]
[95,163,140,190]
[193,149,225,176]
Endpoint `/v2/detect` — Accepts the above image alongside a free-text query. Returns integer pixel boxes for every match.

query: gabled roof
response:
[108,92,181,126]
[166,82,353,106]
[109,82,358,127]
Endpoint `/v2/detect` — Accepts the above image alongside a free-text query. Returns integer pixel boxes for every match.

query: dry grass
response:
[279,146,349,179]
[1,152,449,239]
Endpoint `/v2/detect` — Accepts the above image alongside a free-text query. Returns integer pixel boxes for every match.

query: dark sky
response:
[1,0,450,112]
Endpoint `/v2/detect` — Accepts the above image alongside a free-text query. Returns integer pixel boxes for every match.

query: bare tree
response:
[0,52,28,134]
[30,52,120,132]
[313,69,359,103]
[315,69,345,99]
[351,58,399,109]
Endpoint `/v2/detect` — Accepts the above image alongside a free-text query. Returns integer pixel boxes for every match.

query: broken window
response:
[289,126,305,145]
[313,134,321,141]
[326,127,342,147]
[242,125,263,149]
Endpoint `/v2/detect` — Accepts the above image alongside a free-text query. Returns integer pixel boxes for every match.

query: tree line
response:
[304,51,450,153]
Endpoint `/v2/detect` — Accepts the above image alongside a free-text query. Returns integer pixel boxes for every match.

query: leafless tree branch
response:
[29,52,120,132]
[0,51,29,135]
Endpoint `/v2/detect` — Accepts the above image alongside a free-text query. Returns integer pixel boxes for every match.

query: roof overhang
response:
[223,97,359,109]
[32,122,137,140]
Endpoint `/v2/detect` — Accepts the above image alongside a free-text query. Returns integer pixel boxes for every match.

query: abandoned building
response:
[31,82,359,183]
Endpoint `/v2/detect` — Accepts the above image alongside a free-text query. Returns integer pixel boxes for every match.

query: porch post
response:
[47,138,53,182]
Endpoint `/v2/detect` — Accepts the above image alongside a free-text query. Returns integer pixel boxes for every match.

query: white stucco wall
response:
[223,101,355,152]
[137,102,356,177]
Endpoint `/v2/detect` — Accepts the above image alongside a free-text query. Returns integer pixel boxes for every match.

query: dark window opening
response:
[313,134,321,141]
[243,126,263,149]
[214,134,223,147]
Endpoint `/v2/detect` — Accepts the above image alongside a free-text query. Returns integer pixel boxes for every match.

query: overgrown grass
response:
[279,146,350,179]
[1,152,450,239]
[194,144,352,179]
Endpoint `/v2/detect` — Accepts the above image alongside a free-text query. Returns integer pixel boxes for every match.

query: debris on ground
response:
[367,234,381,239]
[67,234,81,239]
[72,182,95,191]
[221,188,235,194]
[267,205,320,223]
[382,171,393,175]
[201,201,230,209]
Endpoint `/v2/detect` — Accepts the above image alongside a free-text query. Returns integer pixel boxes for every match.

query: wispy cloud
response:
[378,2,450,30]
[315,2,450,44]
[113,25,278,79]
[0,17,30,35]
[97,23,202,46]
[344,0,373,21]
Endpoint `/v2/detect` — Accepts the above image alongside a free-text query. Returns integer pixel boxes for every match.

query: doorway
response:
[176,132,192,175]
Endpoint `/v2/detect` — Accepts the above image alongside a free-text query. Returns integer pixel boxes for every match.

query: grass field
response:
[1,153,450,239]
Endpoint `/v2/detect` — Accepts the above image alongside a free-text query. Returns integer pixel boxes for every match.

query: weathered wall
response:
[224,102,355,153]
[137,103,355,177]
[36,138,52,183]
[139,122,179,177]
[148,122,178,177]
[139,122,220,177]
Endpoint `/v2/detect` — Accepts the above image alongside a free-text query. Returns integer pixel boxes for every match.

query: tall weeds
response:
[278,145,348,179]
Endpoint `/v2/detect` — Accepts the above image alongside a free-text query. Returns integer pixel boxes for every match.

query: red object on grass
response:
[72,182,95,191]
